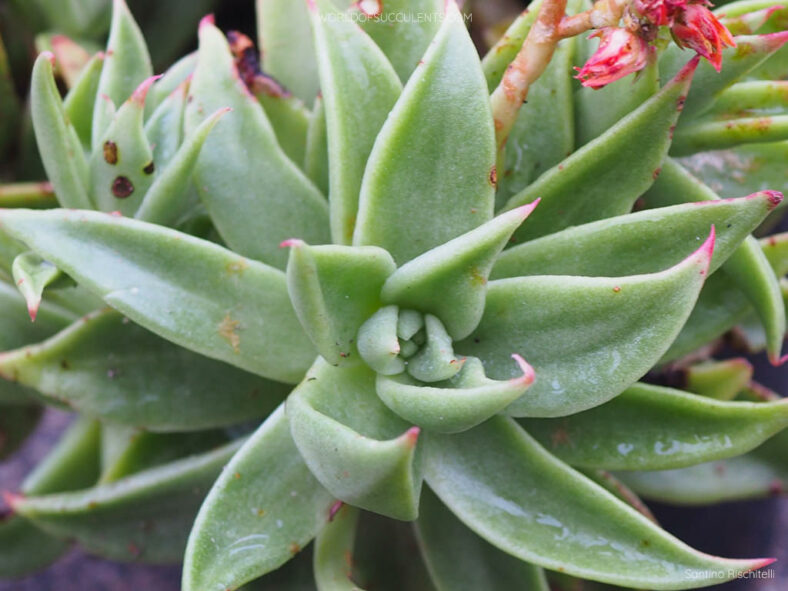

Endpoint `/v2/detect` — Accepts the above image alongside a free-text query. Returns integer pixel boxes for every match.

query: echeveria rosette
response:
[0,0,786,589]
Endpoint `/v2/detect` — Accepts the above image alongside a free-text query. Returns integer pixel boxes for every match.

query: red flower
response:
[574,28,651,89]
[672,4,736,71]
[633,0,688,27]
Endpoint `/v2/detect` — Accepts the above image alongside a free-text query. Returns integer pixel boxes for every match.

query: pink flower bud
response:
[574,28,651,89]
[672,4,736,71]
[633,0,688,27]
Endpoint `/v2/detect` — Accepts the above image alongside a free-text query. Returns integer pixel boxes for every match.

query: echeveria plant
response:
[1,0,787,589]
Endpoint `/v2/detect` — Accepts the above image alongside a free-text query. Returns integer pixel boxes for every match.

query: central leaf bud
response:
[357,305,464,383]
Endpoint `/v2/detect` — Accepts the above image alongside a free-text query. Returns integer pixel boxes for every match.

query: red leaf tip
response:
[130,75,162,105]
[279,238,304,249]
[762,30,788,50]
[27,302,39,323]
[762,190,784,210]
[514,198,541,221]
[695,225,716,271]
[676,55,701,83]
[403,426,421,446]
[511,354,536,386]
[768,352,787,367]
[199,14,216,29]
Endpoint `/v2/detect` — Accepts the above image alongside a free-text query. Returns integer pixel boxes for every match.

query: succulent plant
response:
[1,0,787,589]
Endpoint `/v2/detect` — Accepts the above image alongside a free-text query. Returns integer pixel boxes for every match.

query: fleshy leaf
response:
[30,53,92,209]
[12,251,62,321]
[310,0,403,245]
[0,309,290,430]
[313,504,364,590]
[63,51,104,150]
[185,19,329,270]
[353,0,496,264]
[359,0,443,82]
[357,306,406,376]
[644,158,785,362]
[381,203,537,340]
[183,406,334,591]
[520,383,788,470]
[0,418,100,578]
[90,76,158,215]
[423,416,774,589]
[91,0,153,149]
[11,439,243,563]
[574,57,660,147]
[377,356,534,434]
[0,209,316,383]
[685,358,754,401]
[493,192,780,279]
[284,241,396,365]
[287,359,422,520]
[416,486,549,591]
[406,314,463,383]
[143,81,188,173]
[459,234,715,417]
[672,115,788,155]
[502,58,698,242]
[661,32,788,122]
[135,108,229,226]
[617,429,788,505]
[145,52,197,117]
[304,96,329,196]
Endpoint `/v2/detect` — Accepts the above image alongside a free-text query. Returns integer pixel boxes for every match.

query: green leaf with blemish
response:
[90,77,156,215]
[357,306,406,376]
[497,26,575,206]
[0,418,100,578]
[382,205,536,340]
[30,53,92,210]
[661,33,788,122]
[0,309,291,430]
[91,0,152,149]
[617,429,788,505]
[359,0,444,82]
[502,59,697,242]
[423,416,773,589]
[183,406,334,591]
[493,192,779,279]
[672,115,788,155]
[12,251,62,322]
[310,0,403,245]
[287,359,422,521]
[459,237,714,417]
[521,383,788,470]
[481,0,542,90]
[63,52,104,151]
[0,209,316,383]
[12,438,243,564]
[416,486,549,591]
[353,0,496,264]
[284,241,396,366]
[185,20,330,270]
[645,158,785,362]
[377,357,533,434]
[136,108,228,227]
[313,504,364,590]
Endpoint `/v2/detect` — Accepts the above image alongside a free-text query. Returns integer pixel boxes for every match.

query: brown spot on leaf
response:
[143,161,155,175]
[219,314,242,353]
[289,542,301,555]
[613,286,621,293]
[489,166,498,187]
[111,176,134,198]
[103,141,118,164]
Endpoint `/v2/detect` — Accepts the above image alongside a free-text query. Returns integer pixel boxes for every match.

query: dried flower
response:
[575,28,651,88]
[672,3,736,71]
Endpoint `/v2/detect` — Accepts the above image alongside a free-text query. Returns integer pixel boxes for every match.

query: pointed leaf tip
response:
[763,190,784,210]
[199,14,215,29]
[130,75,162,105]
[761,30,788,50]
[510,354,535,386]
[695,226,716,272]
[769,352,788,367]
[403,426,421,447]
[39,51,56,66]
[279,238,305,249]
[676,55,701,83]
[27,301,40,323]
[514,198,541,220]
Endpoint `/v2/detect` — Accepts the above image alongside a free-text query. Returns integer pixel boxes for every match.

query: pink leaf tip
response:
[199,14,216,29]
[762,30,788,50]
[694,225,716,273]
[130,75,162,105]
[762,190,784,210]
[328,500,344,521]
[27,301,40,323]
[402,426,421,447]
[279,238,305,249]
[1,491,23,511]
[515,198,541,221]
[40,51,56,66]
[768,352,787,367]
[675,55,701,83]
[511,353,536,386]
